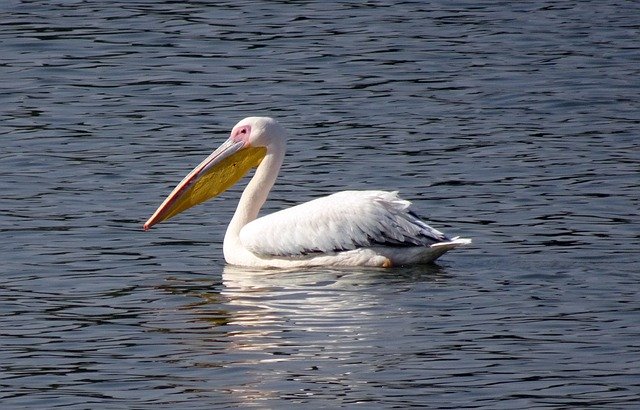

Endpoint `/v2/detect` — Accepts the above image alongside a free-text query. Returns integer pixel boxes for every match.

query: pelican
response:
[144,117,471,268]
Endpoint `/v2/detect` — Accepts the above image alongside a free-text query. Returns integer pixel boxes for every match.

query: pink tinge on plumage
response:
[231,124,252,143]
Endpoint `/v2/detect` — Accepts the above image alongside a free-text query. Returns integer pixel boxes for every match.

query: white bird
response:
[144,117,471,268]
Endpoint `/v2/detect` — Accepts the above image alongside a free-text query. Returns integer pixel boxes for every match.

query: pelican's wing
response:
[239,190,450,257]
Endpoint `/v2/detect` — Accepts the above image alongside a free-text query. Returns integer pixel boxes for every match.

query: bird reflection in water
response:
[157,264,451,405]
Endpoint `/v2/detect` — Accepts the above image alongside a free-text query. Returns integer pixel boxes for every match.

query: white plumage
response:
[241,191,446,256]
[144,117,471,268]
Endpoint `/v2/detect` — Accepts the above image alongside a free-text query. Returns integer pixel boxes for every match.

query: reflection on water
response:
[160,265,453,406]
[223,267,381,404]
[152,264,640,407]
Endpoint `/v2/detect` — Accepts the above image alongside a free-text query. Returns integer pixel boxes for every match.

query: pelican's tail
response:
[431,236,472,249]
[414,236,471,264]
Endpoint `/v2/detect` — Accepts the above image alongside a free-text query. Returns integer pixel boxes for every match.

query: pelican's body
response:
[144,117,470,268]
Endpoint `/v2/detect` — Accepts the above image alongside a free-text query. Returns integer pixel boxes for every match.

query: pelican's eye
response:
[232,125,252,142]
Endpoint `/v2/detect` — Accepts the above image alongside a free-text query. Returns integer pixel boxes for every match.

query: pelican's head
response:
[143,116,285,230]
[233,116,286,149]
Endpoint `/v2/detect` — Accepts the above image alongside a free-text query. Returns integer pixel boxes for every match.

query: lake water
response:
[2,0,639,408]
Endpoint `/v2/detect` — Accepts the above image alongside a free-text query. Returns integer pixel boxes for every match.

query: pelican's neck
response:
[223,141,285,260]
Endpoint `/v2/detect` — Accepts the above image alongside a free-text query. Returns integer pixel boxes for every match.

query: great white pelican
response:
[144,117,471,268]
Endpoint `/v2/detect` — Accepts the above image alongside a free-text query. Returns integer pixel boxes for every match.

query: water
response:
[2,0,639,408]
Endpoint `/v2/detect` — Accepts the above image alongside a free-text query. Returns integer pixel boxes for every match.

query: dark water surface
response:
[2,1,639,408]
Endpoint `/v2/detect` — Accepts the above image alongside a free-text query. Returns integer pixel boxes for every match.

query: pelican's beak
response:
[143,138,267,230]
